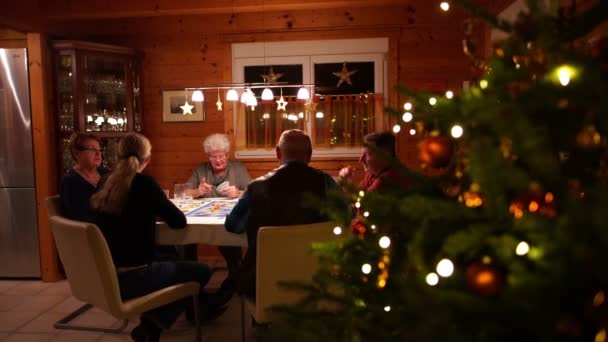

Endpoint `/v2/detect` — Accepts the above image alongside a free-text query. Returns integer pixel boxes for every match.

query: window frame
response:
[231,38,388,159]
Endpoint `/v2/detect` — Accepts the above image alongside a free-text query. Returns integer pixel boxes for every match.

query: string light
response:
[371,224,376,230]
[355,201,361,209]
[333,226,342,235]
[393,124,401,133]
[379,236,391,248]
[403,102,413,110]
[363,211,370,217]
[515,241,530,256]
[436,259,454,277]
[384,306,391,312]
[451,125,463,138]
[191,90,204,102]
[362,264,372,274]
[426,272,439,286]
[402,112,413,122]
[429,97,437,106]
[556,65,574,86]
[479,80,489,89]
[440,2,450,11]
[409,128,416,135]
[358,190,365,197]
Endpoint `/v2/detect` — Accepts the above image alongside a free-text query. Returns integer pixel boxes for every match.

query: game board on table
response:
[185,200,237,218]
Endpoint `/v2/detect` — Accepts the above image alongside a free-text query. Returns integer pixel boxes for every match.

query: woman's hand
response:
[196,177,213,197]
[220,185,240,198]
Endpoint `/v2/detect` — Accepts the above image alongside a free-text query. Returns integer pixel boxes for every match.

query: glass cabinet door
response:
[83,55,128,132]
[56,54,75,133]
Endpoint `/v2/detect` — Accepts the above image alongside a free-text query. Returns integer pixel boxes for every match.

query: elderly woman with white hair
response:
[184,133,251,305]
[187,133,251,198]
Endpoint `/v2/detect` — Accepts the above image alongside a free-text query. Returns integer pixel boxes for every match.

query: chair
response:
[48,214,202,341]
[46,195,125,332]
[240,221,338,340]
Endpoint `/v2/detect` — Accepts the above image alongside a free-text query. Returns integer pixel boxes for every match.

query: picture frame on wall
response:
[162,90,205,123]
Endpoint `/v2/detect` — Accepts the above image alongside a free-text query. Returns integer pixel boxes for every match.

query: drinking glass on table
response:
[174,183,194,208]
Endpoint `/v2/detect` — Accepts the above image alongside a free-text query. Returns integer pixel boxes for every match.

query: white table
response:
[155,199,247,247]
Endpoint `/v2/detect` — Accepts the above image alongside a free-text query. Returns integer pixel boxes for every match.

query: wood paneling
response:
[0,26,27,48]
[11,1,490,264]
[28,33,61,281]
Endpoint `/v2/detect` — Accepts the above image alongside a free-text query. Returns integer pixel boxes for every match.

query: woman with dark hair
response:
[91,133,223,342]
[59,132,109,222]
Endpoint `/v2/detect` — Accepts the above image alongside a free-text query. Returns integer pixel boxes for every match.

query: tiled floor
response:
[0,262,253,341]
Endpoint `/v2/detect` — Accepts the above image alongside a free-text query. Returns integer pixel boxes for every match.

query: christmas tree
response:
[259,0,608,341]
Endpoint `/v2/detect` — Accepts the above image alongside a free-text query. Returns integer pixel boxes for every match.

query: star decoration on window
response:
[276,96,288,111]
[261,66,284,84]
[304,101,318,113]
[180,101,194,115]
[333,62,358,87]
[216,98,223,111]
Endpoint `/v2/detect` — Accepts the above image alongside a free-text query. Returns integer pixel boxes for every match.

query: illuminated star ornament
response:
[261,66,284,84]
[180,101,194,115]
[276,96,288,111]
[333,62,358,87]
[304,101,318,113]
[216,89,223,110]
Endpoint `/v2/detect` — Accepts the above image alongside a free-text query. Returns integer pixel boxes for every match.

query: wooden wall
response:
[7,3,481,268]
[0,26,27,48]
[45,3,477,188]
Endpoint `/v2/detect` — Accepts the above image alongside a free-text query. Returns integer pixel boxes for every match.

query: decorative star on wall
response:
[216,99,223,111]
[332,62,358,87]
[261,66,284,84]
[180,101,194,115]
[276,96,288,111]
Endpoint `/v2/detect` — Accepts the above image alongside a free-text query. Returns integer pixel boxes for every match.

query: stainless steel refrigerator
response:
[0,48,41,278]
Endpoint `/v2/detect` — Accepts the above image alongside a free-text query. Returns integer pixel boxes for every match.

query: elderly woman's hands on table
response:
[191,177,213,198]
[220,185,240,198]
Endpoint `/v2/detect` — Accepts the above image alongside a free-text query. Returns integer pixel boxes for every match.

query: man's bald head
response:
[276,129,312,164]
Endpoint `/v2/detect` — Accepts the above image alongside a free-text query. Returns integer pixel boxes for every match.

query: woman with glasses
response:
[184,133,251,305]
[186,133,251,199]
[59,132,109,222]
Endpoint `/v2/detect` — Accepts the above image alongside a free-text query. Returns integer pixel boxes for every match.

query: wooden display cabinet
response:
[52,40,143,174]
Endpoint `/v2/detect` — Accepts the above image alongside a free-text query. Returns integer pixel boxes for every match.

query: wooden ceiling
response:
[2,0,514,33]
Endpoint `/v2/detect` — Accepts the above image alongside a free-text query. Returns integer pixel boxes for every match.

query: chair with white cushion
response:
[49,214,202,341]
[240,221,339,340]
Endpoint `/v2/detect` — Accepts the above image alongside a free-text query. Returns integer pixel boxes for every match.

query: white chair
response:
[240,221,339,340]
[48,212,202,341]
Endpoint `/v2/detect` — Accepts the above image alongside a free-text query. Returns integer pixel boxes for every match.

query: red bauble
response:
[465,261,504,297]
[419,135,453,168]
[350,218,368,236]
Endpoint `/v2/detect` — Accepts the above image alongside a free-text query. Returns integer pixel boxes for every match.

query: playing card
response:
[216,181,230,192]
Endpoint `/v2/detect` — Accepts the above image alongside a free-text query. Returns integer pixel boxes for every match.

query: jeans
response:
[117,261,211,329]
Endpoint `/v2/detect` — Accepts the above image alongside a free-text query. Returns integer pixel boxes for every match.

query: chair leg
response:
[54,303,129,333]
[240,295,246,342]
[193,294,202,342]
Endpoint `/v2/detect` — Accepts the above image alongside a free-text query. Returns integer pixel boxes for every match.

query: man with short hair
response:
[225,129,336,298]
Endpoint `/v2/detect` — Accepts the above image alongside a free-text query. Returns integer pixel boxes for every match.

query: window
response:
[232,38,388,158]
